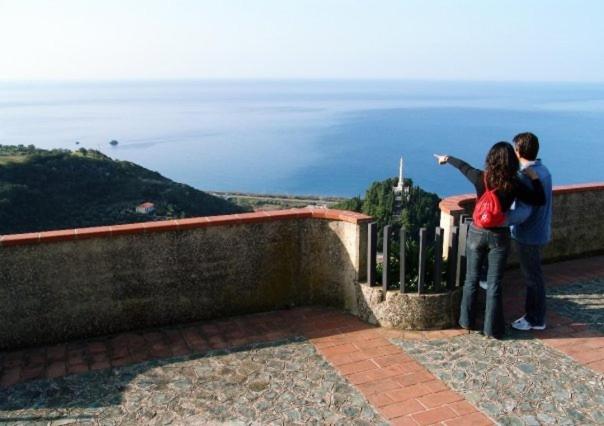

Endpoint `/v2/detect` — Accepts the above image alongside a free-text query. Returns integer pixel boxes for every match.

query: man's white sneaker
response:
[511,317,532,331]
[479,280,488,290]
[511,316,546,331]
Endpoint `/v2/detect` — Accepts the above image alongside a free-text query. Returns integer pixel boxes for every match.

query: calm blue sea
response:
[1,80,603,197]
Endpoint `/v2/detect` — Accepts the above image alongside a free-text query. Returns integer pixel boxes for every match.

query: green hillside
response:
[0,145,246,234]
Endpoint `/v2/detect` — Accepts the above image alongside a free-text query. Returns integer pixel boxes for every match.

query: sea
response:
[1,80,603,197]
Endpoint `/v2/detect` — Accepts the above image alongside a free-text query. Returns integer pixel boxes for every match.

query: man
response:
[509,132,553,331]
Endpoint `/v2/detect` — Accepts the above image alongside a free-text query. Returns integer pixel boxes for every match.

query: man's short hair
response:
[513,132,539,161]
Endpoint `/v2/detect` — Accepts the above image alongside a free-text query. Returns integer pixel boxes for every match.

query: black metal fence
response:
[366,216,472,294]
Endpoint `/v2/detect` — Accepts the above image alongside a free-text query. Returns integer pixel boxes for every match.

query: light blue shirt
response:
[510,160,553,245]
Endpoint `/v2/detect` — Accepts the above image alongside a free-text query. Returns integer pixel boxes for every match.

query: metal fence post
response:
[399,227,406,293]
[418,228,427,294]
[456,217,470,287]
[447,226,459,290]
[433,227,443,292]
[367,222,377,286]
[382,225,391,292]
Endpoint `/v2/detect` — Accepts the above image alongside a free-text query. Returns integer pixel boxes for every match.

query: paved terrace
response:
[1,256,603,426]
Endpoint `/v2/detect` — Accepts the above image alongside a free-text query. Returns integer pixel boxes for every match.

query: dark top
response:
[447,156,546,213]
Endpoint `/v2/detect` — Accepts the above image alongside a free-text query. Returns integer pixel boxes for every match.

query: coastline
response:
[209,191,347,211]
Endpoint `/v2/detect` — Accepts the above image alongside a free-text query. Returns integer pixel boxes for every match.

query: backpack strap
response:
[483,173,489,191]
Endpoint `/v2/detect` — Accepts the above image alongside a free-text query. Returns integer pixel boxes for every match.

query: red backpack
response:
[472,174,506,228]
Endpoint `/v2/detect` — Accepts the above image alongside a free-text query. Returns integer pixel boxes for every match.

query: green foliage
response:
[0,145,247,234]
[337,176,444,292]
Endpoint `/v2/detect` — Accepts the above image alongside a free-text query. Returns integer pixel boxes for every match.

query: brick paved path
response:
[1,255,603,425]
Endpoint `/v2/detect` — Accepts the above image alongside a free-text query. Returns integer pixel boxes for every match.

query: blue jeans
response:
[515,241,546,326]
[459,224,510,338]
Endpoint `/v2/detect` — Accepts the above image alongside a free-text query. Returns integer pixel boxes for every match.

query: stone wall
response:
[439,183,604,262]
[0,209,371,349]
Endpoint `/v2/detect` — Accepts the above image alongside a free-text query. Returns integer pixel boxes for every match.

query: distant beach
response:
[1,80,603,197]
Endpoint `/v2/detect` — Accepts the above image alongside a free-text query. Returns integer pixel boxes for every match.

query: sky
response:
[1,0,603,82]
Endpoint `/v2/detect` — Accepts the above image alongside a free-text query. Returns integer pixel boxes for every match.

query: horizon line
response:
[2,77,604,85]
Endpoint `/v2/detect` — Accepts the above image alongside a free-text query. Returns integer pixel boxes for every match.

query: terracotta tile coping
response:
[0,208,372,247]
[439,182,604,214]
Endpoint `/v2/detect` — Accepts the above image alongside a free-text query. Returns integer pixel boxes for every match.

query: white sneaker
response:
[479,280,488,290]
[512,316,531,331]
[512,316,546,331]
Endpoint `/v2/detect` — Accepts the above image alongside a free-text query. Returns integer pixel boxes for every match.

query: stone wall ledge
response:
[0,208,372,247]
[439,182,604,214]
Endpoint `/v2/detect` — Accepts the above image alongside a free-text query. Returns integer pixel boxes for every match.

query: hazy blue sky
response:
[1,0,603,81]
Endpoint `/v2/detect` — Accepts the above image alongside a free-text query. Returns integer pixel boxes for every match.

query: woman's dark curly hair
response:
[484,142,519,193]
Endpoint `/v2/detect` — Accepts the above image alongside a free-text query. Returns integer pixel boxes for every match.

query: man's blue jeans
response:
[459,225,510,338]
[515,241,546,326]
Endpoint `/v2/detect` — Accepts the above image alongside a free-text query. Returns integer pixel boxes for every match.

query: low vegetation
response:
[334,177,442,290]
[0,145,246,234]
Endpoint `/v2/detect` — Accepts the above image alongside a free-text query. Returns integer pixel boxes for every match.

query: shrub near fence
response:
[355,217,473,330]
[365,216,472,294]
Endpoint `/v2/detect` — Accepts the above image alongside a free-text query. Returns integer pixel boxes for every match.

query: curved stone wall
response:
[0,209,372,349]
[439,183,604,262]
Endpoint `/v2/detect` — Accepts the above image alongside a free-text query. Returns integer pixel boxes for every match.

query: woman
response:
[435,142,545,338]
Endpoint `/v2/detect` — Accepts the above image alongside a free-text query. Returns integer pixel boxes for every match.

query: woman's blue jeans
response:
[459,224,510,338]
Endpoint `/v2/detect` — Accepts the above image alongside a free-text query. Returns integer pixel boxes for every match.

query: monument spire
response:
[398,156,404,189]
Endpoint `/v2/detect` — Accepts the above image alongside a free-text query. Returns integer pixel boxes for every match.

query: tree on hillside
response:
[334,176,442,291]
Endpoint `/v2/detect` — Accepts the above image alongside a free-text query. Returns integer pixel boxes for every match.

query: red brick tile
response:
[126,334,147,350]
[360,344,403,358]
[2,351,25,368]
[572,349,604,364]
[67,363,89,375]
[129,349,151,363]
[91,352,109,363]
[352,337,392,350]
[110,223,146,236]
[1,232,41,246]
[411,406,458,425]
[367,392,395,408]
[149,343,172,358]
[422,379,450,393]
[381,399,425,419]
[338,359,378,375]
[170,344,191,357]
[74,226,112,239]
[327,351,371,366]
[373,353,414,368]
[443,412,493,425]
[320,343,358,357]
[357,378,402,395]
[394,371,435,387]
[417,390,463,409]
[87,341,108,354]
[90,359,111,370]
[386,384,432,403]
[0,367,22,387]
[143,331,165,343]
[588,359,604,373]
[448,401,479,416]
[391,415,420,426]
[207,336,227,350]
[110,356,132,367]
[46,361,66,379]
[39,229,76,243]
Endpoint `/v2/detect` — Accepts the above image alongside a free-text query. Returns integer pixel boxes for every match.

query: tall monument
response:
[393,156,409,194]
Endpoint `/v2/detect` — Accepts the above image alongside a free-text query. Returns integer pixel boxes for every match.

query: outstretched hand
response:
[434,154,448,165]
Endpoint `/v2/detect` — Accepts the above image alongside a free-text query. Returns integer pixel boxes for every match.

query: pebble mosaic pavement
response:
[0,255,603,425]
[0,338,386,426]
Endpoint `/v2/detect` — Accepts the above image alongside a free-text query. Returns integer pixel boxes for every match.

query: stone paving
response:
[0,338,385,425]
[547,278,604,334]
[392,334,604,425]
[0,255,603,425]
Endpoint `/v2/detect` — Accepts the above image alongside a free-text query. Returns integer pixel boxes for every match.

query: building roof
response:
[137,202,155,209]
